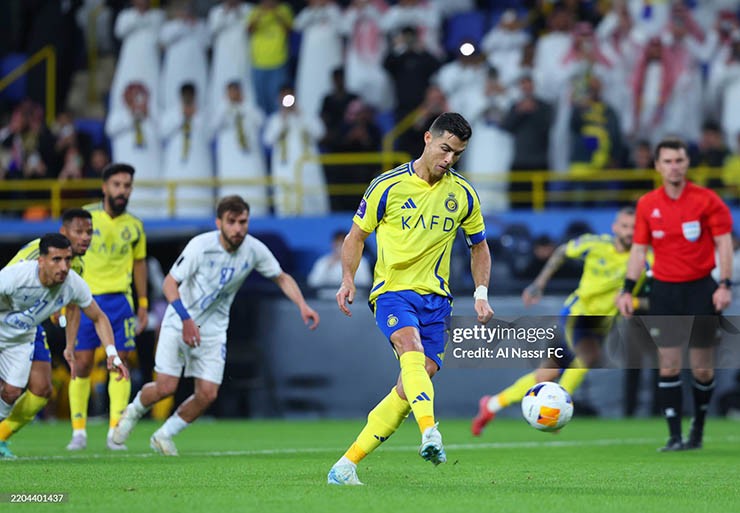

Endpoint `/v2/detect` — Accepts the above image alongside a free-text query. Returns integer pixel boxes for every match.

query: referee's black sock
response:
[690,377,715,437]
[658,376,683,440]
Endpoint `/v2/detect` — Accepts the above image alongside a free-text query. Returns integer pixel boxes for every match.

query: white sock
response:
[335,456,356,468]
[130,391,150,417]
[107,427,115,439]
[73,429,87,438]
[486,395,503,414]
[157,413,189,438]
[0,398,12,419]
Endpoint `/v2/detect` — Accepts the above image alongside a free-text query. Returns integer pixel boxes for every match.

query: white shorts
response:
[0,340,34,388]
[154,324,226,385]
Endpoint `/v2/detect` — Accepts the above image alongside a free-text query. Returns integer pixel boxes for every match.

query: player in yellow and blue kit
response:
[328,113,495,485]
[472,207,652,436]
[67,163,148,451]
[0,209,93,458]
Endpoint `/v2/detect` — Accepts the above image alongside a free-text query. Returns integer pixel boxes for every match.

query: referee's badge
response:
[444,193,458,213]
[681,220,700,242]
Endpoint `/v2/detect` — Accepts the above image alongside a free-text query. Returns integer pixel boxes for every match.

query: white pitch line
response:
[9,435,739,462]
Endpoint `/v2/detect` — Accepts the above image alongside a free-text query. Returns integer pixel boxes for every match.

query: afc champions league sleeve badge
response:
[444,193,458,213]
[356,198,367,219]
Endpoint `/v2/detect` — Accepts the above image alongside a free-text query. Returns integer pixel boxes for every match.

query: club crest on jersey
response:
[681,220,700,242]
[120,226,132,241]
[386,314,398,328]
[444,193,458,213]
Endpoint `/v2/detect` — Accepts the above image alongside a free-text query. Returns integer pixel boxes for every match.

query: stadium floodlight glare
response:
[459,42,476,57]
[282,94,295,108]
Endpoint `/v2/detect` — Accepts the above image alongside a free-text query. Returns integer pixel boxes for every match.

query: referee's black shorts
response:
[640,275,721,348]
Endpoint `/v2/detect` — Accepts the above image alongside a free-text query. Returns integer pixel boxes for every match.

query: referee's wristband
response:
[171,299,191,321]
[622,278,637,294]
[473,285,488,301]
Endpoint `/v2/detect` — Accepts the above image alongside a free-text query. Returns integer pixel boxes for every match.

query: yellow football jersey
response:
[83,202,146,295]
[563,234,652,316]
[6,238,85,277]
[354,162,486,303]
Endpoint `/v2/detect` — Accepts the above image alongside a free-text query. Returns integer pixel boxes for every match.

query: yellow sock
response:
[559,364,588,395]
[0,391,48,441]
[69,376,91,431]
[399,351,435,433]
[498,372,537,408]
[345,387,411,464]
[108,371,131,428]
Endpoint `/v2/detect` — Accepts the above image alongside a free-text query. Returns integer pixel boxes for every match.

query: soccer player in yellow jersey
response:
[0,210,111,458]
[67,163,148,451]
[472,207,651,436]
[328,113,495,485]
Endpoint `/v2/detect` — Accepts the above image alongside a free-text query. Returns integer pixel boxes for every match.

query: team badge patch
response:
[444,193,458,213]
[121,226,132,241]
[356,199,367,219]
[681,220,700,242]
[386,314,398,328]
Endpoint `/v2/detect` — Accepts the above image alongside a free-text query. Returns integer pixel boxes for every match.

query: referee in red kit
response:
[617,138,734,452]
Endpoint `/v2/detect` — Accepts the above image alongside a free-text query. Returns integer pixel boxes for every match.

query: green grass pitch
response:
[1,417,738,513]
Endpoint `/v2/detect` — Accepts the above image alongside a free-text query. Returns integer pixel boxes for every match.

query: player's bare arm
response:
[713,232,733,312]
[162,273,201,347]
[616,243,648,318]
[523,243,567,306]
[81,299,129,380]
[470,239,494,323]
[272,272,320,330]
[63,303,81,379]
[133,257,148,335]
[336,223,371,317]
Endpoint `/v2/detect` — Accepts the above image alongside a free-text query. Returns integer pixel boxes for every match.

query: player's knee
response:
[659,368,681,378]
[692,368,714,382]
[29,381,53,400]
[155,380,178,398]
[196,387,218,405]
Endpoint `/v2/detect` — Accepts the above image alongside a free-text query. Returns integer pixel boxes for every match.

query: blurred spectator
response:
[623,139,654,202]
[383,25,441,122]
[395,83,448,159]
[308,229,372,297]
[341,0,394,112]
[294,0,344,117]
[0,100,50,181]
[327,99,382,212]
[533,5,574,104]
[708,32,740,152]
[207,0,256,114]
[85,146,112,182]
[703,10,738,123]
[263,85,329,216]
[452,66,513,213]
[319,68,359,152]
[518,234,557,280]
[480,9,531,87]
[380,0,443,58]
[694,120,730,169]
[625,0,671,38]
[161,83,213,218]
[502,73,553,209]
[41,112,93,179]
[247,0,294,116]
[434,41,488,100]
[159,1,209,112]
[109,0,164,116]
[210,81,269,216]
[106,81,163,218]
[721,132,740,202]
[428,0,473,20]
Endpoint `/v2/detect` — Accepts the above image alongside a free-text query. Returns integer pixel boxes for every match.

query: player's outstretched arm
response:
[522,243,567,306]
[471,239,494,323]
[336,223,371,317]
[81,299,130,380]
[273,272,320,330]
[63,304,81,379]
[616,243,648,318]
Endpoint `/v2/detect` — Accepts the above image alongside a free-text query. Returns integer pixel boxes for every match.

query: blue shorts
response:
[32,325,51,363]
[77,293,136,352]
[560,306,613,351]
[373,291,452,369]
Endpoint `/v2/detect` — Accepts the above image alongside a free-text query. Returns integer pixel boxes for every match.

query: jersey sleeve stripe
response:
[450,169,481,202]
[370,280,385,293]
[364,164,410,198]
[376,181,402,222]
[433,248,449,297]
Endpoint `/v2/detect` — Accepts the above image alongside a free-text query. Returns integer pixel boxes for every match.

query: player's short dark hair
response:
[39,233,71,255]
[429,113,472,142]
[217,195,250,218]
[61,208,92,225]
[102,163,135,182]
[653,138,688,161]
[617,205,636,217]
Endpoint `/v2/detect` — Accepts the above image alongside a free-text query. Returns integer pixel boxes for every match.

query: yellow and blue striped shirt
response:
[354,162,486,303]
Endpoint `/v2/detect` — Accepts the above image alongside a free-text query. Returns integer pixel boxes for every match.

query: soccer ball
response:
[521,382,574,432]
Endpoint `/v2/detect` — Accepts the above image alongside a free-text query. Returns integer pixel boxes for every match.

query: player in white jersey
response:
[113,196,320,455]
[0,234,128,458]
